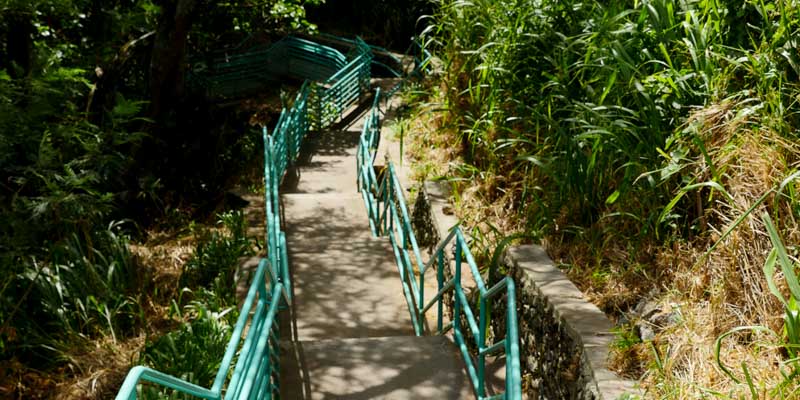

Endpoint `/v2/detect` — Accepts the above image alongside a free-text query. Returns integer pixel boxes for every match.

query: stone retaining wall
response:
[412,181,638,400]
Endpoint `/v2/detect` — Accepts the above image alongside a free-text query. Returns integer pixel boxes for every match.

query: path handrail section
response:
[116,34,375,400]
[115,259,286,400]
[312,37,372,128]
[357,96,522,400]
[356,88,382,237]
[263,81,313,305]
[314,33,404,77]
[193,36,349,98]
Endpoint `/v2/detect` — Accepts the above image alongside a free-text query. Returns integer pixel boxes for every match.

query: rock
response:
[650,310,679,329]
[631,289,661,316]
[633,300,661,320]
[637,323,656,342]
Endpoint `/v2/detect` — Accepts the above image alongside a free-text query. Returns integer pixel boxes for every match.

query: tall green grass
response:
[180,210,252,300]
[426,0,800,242]
[422,0,800,392]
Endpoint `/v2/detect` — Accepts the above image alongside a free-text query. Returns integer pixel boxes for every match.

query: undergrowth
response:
[137,210,255,399]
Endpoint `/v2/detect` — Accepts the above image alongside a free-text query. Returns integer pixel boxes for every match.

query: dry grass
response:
[405,88,800,397]
[635,111,800,397]
[32,225,200,400]
[53,336,146,400]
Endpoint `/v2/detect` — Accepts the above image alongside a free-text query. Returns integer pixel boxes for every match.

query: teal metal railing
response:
[195,33,371,130]
[262,82,312,305]
[116,34,375,400]
[313,32,431,80]
[113,101,302,400]
[192,36,348,98]
[356,89,383,236]
[357,92,522,400]
[311,37,372,128]
[314,33,404,77]
[115,256,288,400]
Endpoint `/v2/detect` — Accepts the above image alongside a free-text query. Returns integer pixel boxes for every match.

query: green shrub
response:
[180,211,253,300]
[2,221,143,363]
[425,0,800,241]
[140,299,236,399]
[138,210,253,398]
[0,53,150,363]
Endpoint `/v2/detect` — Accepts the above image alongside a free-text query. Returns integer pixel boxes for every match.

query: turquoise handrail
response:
[356,89,383,236]
[116,34,376,400]
[315,33,404,77]
[356,92,522,400]
[312,37,372,128]
[193,36,350,98]
[115,259,285,400]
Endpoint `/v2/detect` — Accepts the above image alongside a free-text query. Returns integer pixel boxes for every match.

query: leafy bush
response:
[180,211,253,299]
[140,300,235,399]
[1,222,142,363]
[0,54,150,362]
[139,211,254,398]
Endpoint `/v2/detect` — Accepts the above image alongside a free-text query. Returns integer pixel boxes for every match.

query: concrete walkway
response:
[279,93,473,399]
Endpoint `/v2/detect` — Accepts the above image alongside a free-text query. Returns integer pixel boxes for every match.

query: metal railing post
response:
[437,251,444,333]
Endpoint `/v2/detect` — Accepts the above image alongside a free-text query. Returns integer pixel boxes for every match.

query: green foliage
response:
[0,0,311,393]
[139,299,236,399]
[426,0,800,246]
[1,222,143,363]
[426,3,800,390]
[180,211,253,299]
[309,0,433,47]
[612,324,643,351]
[762,212,800,359]
[140,211,254,398]
[0,52,151,362]
[192,0,324,55]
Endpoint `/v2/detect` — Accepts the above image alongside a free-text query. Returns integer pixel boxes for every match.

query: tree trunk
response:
[5,13,34,78]
[87,31,155,126]
[149,0,198,120]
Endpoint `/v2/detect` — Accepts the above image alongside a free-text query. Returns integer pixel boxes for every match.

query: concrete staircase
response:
[278,110,473,399]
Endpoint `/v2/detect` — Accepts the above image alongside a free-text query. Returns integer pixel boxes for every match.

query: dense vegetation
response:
[8,0,799,396]
[309,0,432,47]
[0,0,318,397]
[409,0,800,396]
[0,0,434,396]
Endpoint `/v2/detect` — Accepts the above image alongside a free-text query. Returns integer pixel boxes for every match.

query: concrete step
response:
[283,194,415,340]
[282,129,362,194]
[280,335,474,400]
